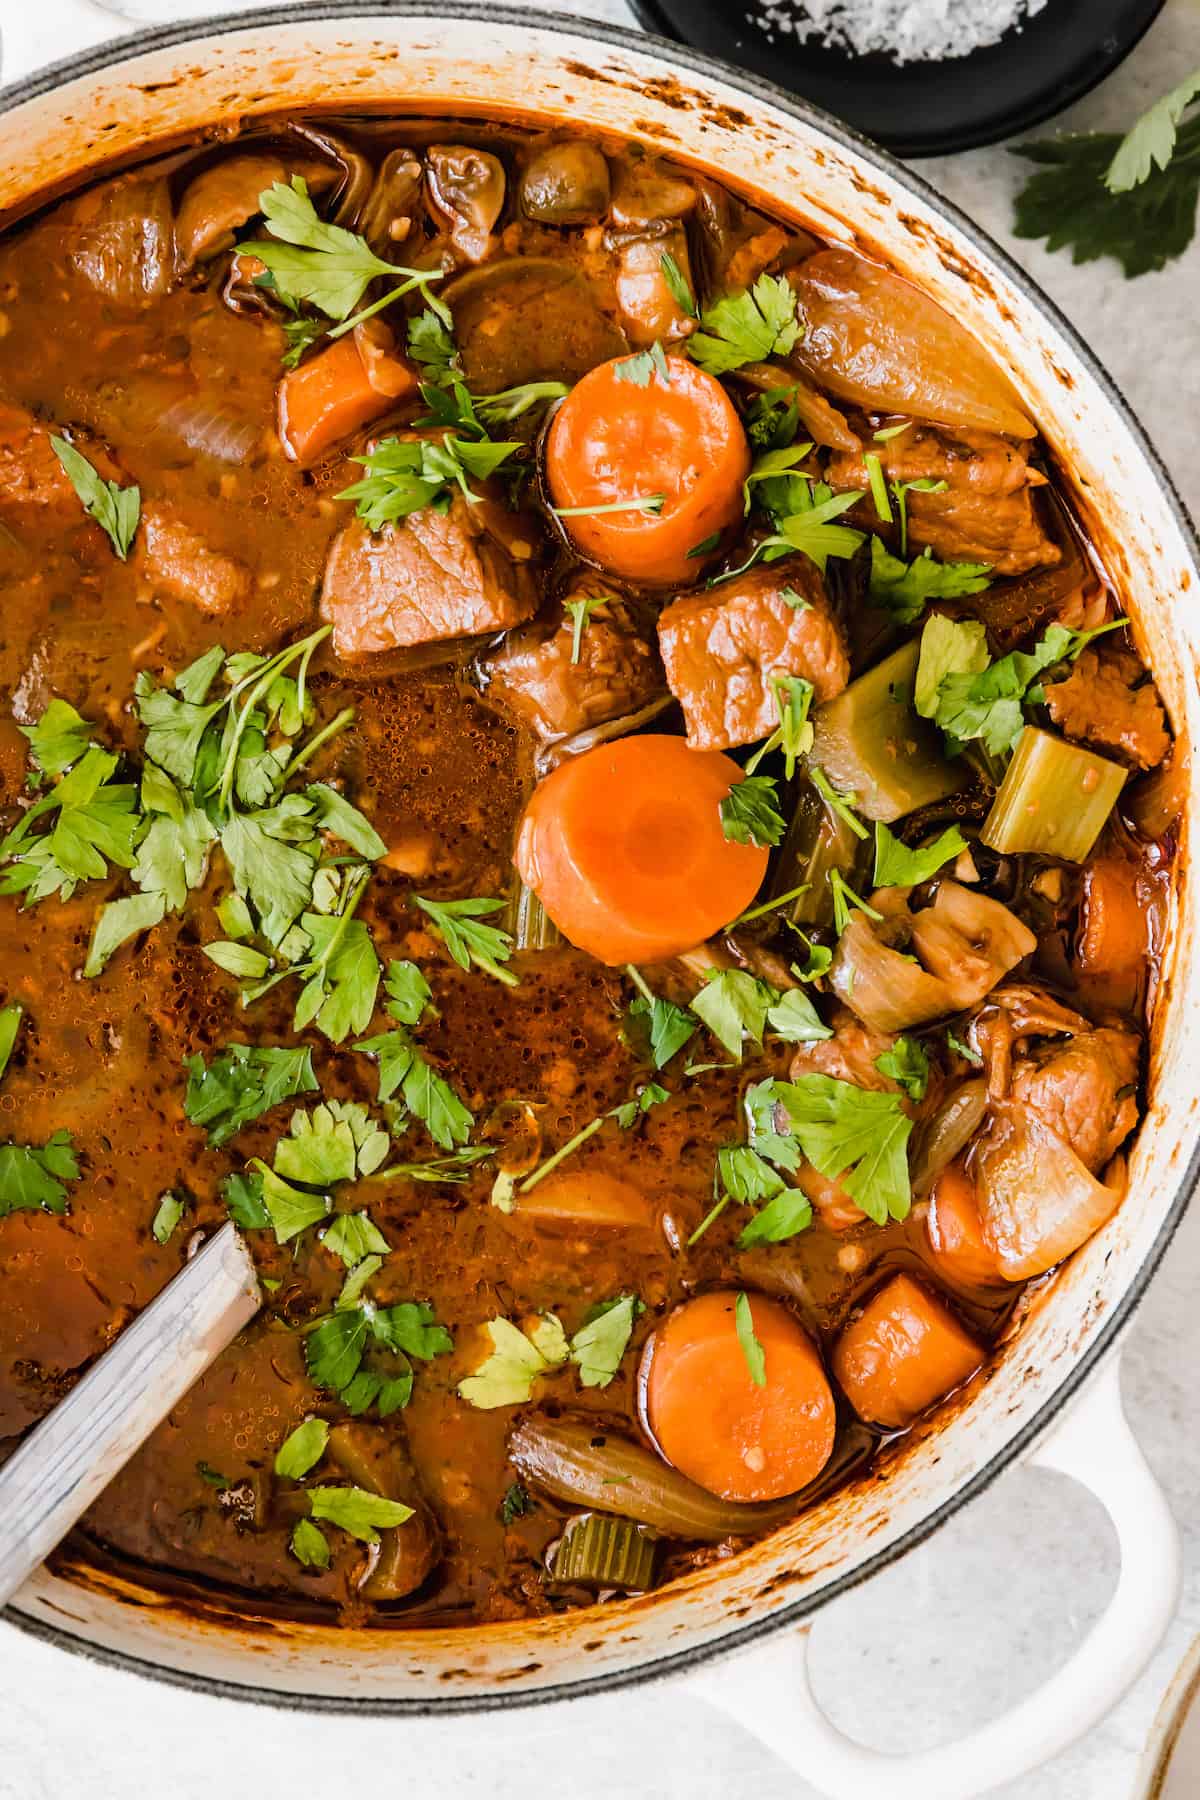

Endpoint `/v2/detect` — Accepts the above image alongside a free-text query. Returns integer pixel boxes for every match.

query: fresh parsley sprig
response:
[688,273,802,376]
[415,893,518,987]
[250,176,449,324]
[50,438,140,560]
[337,433,522,532]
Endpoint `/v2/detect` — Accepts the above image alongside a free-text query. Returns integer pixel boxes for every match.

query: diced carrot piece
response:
[642,1291,836,1502]
[1076,852,1147,1012]
[277,334,416,467]
[833,1272,983,1429]
[926,1159,1004,1289]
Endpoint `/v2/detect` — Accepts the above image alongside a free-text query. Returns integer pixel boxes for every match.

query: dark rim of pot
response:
[1,0,1197,1720]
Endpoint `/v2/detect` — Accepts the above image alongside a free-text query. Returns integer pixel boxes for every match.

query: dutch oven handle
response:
[688,1355,1180,1800]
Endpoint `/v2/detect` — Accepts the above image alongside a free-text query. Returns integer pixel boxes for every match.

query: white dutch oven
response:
[0,8,1196,1795]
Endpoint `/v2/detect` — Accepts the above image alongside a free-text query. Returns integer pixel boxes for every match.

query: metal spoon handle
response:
[0,1222,260,1608]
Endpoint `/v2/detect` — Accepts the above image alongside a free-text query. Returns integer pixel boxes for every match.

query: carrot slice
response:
[1076,852,1147,1012]
[277,334,416,467]
[513,734,768,965]
[833,1272,983,1429]
[642,1291,836,1502]
[926,1159,1004,1289]
[508,1172,655,1232]
[545,351,749,584]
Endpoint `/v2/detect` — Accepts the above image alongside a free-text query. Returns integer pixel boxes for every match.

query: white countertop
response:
[2,3,1199,1797]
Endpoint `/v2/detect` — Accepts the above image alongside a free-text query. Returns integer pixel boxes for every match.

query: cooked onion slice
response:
[909,881,1036,1010]
[509,1416,795,1542]
[974,1101,1124,1280]
[911,1078,988,1197]
[830,916,951,1034]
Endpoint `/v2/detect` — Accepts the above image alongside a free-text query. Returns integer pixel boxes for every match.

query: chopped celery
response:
[770,775,866,928]
[550,1511,657,1590]
[809,640,968,823]
[981,727,1126,862]
[509,883,563,951]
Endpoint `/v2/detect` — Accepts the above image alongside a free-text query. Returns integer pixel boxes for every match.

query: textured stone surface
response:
[2,2,1198,1797]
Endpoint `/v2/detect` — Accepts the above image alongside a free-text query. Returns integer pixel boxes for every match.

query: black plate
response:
[628,0,1166,157]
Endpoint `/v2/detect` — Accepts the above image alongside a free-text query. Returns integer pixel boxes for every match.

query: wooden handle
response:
[0,1222,260,1608]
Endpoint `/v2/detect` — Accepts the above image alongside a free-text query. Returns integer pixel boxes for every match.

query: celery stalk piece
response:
[809,640,968,823]
[509,882,563,951]
[550,1512,658,1590]
[981,727,1126,862]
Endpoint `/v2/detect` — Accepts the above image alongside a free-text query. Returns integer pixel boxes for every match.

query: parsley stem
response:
[624,963,657,1005]
[215,625,332,814]
[552,493,665,518]
[728,883,810,928]
[686,1191,729,1247]
[518,1116,606,1193]
[285,706,356,782]
[326,274,432,344]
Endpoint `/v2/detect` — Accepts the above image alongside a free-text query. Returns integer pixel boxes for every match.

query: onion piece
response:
[1127,738,1188,841]
[509,1172,656,1231]
[830,916,951,1033]
[974,1101,1124,1280]
[788,250,1034,440]
[509,1416,795,1542]
[535,693,676,774]
[910,1079,987,1197]
[909,881,1036,1010]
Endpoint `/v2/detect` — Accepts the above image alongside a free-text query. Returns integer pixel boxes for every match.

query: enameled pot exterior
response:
[0,2,1197,1761]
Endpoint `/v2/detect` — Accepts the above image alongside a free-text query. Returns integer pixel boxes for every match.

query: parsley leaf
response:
[874,1035,930,1102]
[321,1211,391,1267]
[0,1130,79,1217]
[720,773,786,848]
[569,1294,641,1389]
[927,624,1078,757]
[415,893,517,987]
[290,901,381,1045]
[150,1189,186,1244]
[734,1291,767,1387]
[0,745,141,905]
[743,674,815,781]
[869,537,992,625]
[408,307,460,382]
[689,273,801,375]
[736,1185,814,1247]
[20,699,91,777]
[873,821,967,888]
[251,176,444,322]
[83,891,167,979]
[183,1044,319,1148]
[0,1002,22,1084]
[274,1417,329,1480]
[306,1300,451,1415]
[49,437,140,559]
[692,969,773,1059]
[254,1162,330,1243]
[760,1074,913,1225]
[222,1169,269,1230]
[307,1485,413,1541]
[380,958,435,1027]
[659,252,697,317]
[1013,72,1200,278]
[352,1026,473,1150]
[458,1314,570,1409]
[501,1482,534,1525]
[625,992,697,1071]
[275,1100,389,1186]
[337,433,521,531]
[613,341,669,385]
[563,595,608,664]
[914,615,990,720]
[290,1517,331,1569]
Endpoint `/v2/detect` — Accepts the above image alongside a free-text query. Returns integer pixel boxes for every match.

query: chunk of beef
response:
[136,503,252,614]
[320,492,538,657]
[657,556,849,751]
[479,586,662,739]
[1043,645,1169,771]
[1009,1025,1140,1174]
[826,421,1060,577]
[0,405,83,518]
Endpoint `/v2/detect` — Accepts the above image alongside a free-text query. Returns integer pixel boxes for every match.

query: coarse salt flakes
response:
[749,0,1050,65]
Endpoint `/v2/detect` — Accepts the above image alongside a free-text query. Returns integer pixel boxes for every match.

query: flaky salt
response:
[749,0,1050,65]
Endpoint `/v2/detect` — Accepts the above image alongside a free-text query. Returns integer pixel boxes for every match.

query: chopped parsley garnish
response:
[563,595,609,664]
[0,1002,22,1085]
[873,820,967,889]
[0,1131,79,1218]
[20,698,91,778]
[743,674,815,781]
[275,1099,390,1186]
[868,537,992,625]
[624,965,698,1071]
[0,742,141,907]
[688,273,802,375]
[274,1417,329,1480]
[184,1044,319,1148]
[613,341,669,385]
[692,968,830,1060]
[828,870,883,936]
[917,618,1112,758]
[552,492,666,519]
[747,1074,913,1225]
[321,1211,391,1267]
[946,1026,983,1068]
[734,1292,767,1387]
[720,773,786,849]
[500,1481,534,1525]
[337,433,521,532]
[249,176,447,323]
[659,252,697,317]
[414,893,517,987]
[407,306,459,382]
[874,1035,930,1102]
[864,451,893,524]
[50,437,140,560]
[306,1300,452,1417]
[151,1190,186,1245]
[809,765,869,839]
[353,959,474,1151]
[458,1298,641,1408]
[307,1485,414,1540]
[570,1294,642,1389]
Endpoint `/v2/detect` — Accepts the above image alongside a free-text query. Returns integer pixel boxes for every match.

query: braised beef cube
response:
[657,556,849,751]
[320,493,539,657]
[0,405,97,519]
[479,588,662,739]
[137,503,252,615]
[1044,645,1169,771]
[827,420,1060,576]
